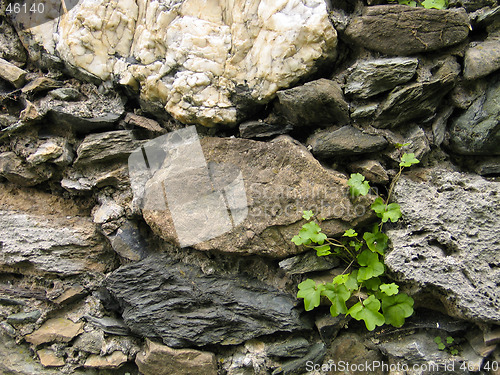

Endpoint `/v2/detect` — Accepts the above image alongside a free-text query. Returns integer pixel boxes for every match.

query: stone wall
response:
[0,0,499,374]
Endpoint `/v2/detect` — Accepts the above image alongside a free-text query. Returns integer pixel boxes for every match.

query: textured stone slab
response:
[345,57,418,99]
[104,254,308,348]
[386,168,500,323]
[142,135,372,257]
[345,5,469,55]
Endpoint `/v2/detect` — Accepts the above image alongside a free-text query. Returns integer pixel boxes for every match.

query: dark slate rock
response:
[275,79,349,127]
[84,315,130,336]
[307,126,387,158]
[374,79,454,128]
[345,5,470,55]
[272,342,326,375]
[75,130,144,166]
[377,333,469,374]
[385,168,500,323]
[449,73,500,155]
[49,88,81,101]
[279,251,339,275]
[7,310,41,324]
[345,57,418,99]
[464,38,500,80]
[104,254,308,348]
[107,221,150,261]
[266,337,310,358]
[239,121,291,139]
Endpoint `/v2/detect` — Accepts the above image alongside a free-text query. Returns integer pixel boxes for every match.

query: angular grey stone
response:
[275,79,349,127]
[75,130,143,166]
[377,333,469,373]
[351,103,378,119]
[432,106,454,146]
[385,168,500,323]
[108,221,150,261]
[84,315,130,336]
[348,159,389,184]
[279,251,339,275]
[468,156,500,176]
[0,151,49,186]
[49,87,81,101]
[272,342,326,375]
[239,121,291,139]
[7,310,41,324]
[374,79,454,128]
[0,20,27,65]
[104,254,308,348]
[44,91,125,134]
[0,57,27,88]
[345,57,418,99]
[315,313,350,345]
[464,38,500,80]
[143,136,372,258]
[266,337,310,358]
[307,126,388,158]
[0,209,117,276]
[345,5,470,55]
[449,73,500,155]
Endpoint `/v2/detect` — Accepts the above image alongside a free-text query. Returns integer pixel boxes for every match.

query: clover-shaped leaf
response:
[363,230,388,255]
[364,277,381,291]
[315,244,331,257]
[399,153,420,167]
[357,250,384,281]
[297,279,325,311]
[371,197,401,223]
[381,293,414,327]
[322,283,350,316]
[348,295,385,331]
[343,229,358,237]
[380,283,399,296]
[348,173,370,197]
[302,210,314,220]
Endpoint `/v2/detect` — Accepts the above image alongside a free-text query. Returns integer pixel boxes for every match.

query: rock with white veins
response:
[19,0,337,127]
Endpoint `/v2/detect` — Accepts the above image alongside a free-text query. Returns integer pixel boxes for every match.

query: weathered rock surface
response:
[0,185,116,275]
[374,78,455,128]
[239,120,291,139]
[275,79,349,127]
[307,126,388,158]
[104,253,308,348]
[464,38,500,80]
[0,19,27,65]
[345,57,418,99]
[385,168,500,323]
[20,0,337,126]
[0,151,50,186]
[0,57,27,88]
[136,339,218,375]
[377,333,470,373]
[348,159,389,184]
[37,349,65,367]
[84,351,128,369]
[25,318,84,346]
[449,72,500,155]
[142,135,372,257]
[345,5,470,55]
[75,130,143,166]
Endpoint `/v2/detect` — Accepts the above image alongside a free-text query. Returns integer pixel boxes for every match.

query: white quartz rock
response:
[25,0,337,126]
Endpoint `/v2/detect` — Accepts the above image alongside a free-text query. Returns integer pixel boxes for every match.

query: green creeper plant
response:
[293,152,420,331]
[396,0,448,9]
[435,336,460,356]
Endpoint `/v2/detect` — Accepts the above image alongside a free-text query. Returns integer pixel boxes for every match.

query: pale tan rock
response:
[136,339,217,375]
[84,351,128,369]
[23,0,337,126]
[25,318,84,346]
[37,349,65,367]
[0,57,27,88]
